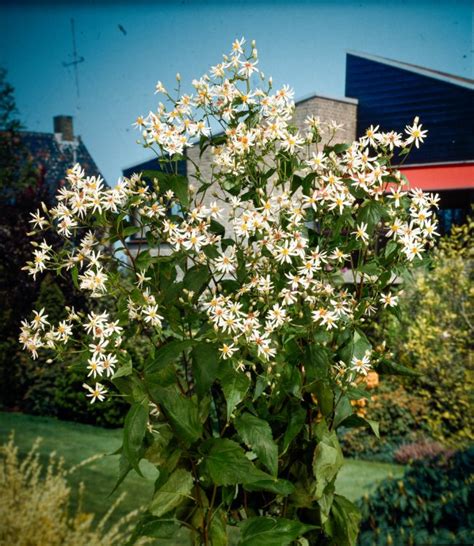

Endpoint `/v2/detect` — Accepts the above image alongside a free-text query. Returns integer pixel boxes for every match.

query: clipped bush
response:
[390,217,474,444]
[0,435,148,546]
[358,447,474,546]
[340,381,427,462]
[394,439,454,465]
[19,274,129,427]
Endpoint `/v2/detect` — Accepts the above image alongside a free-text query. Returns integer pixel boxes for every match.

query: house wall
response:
[185,95,358,234]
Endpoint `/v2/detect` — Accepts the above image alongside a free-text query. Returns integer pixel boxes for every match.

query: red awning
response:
[400,163,474,191]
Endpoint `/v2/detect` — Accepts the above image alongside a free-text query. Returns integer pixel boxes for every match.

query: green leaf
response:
[358,261,380,276]
[112,358,133,379]
[235,412,278,476]
[312,430,344,500]
[238,517,316,546]
[209,509,228,546]
[281,404,306,455]
[352,330,372,360]
[339,414,380,438]
[375,359,421,377]
[323,494,361,546]
[202,439,293,495]
[123,226,140,237]
[108,454,132,497]
[307,345,331,382]
[183,265,210,294]
[123,403,148,476]
[192,342,219,398]
[333,395,353,429]
[142,170,189,207]
[312,380,334,417]
[149,468,194,517]
[151,386,203,444]
[145,339,193,374]
[71,266,79,289]
[318,485,335,525]
[244,477,295,496]
[357,200,385,230]
[219,362,251,421]
[202,438,258,485]
[131,516,182,540]
[209,219,226,237]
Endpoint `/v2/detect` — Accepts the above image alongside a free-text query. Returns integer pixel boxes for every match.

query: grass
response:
[0,411,156,525]
[0,411,404,528]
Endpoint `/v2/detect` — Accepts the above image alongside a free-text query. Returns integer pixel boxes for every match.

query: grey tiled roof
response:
[14,131,106,200]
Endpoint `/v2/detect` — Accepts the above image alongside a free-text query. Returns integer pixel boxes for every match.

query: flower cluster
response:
[20,38,439,403]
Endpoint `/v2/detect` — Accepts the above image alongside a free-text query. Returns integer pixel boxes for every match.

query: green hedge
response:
[358,447,474,545]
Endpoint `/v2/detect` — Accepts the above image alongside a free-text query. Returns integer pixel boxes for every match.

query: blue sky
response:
[1,0,472,184]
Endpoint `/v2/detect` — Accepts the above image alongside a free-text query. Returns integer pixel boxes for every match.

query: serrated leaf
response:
[333,395,353,429]
[149,468,193,517]
[323,494,361,546]
[357,200,385,230]
[203,439,293,495]
[108,454,132,497]
[209,509,228,546]
[352,330,372,361]
[235,412,278,476]
[112,358,133,379]
[238,517,316,546]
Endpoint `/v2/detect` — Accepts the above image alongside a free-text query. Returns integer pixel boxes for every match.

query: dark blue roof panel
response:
[123,156,187,179]
[345,53,474,164]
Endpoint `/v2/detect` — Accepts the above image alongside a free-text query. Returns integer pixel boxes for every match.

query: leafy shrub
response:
[388,217,474,445]
[0,435,149,546]
[340,381,428,462]
[394,439,454,465]
[19,38,441,546]
[17,274,129,427]
[343,218,473,461]
[358,447,474,546]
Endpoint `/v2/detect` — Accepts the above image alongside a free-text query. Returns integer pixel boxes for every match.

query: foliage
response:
[393,440,454,465]
[0,68,128,427]
[19,40,439,545]
[0,435,149,546]
[339,381,428,462]
[0,67,33,200]
[387,216,473,444]
[358,447,474,546]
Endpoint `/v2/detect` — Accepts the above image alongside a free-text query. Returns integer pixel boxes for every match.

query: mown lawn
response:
[0,411,404,530]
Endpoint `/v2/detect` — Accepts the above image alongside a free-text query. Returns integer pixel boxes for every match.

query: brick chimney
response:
[54,115,74,142]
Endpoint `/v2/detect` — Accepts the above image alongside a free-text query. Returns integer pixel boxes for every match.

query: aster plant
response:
[21,39,437,545]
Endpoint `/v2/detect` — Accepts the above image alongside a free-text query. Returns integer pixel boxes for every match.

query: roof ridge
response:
[346,50,474,89]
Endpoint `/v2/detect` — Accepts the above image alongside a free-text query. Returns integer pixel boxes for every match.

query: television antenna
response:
[62,18,84,100]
